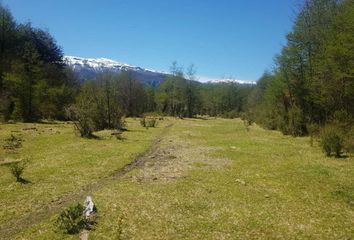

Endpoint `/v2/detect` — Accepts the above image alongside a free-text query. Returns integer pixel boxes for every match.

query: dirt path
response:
[0,124,173,240]
[130,123,230,183]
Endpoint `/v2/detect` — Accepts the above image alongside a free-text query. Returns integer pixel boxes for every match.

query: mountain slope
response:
[64,56,256,87]
[64,56,168,87]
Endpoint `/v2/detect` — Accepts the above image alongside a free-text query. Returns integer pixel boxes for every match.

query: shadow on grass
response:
[329,154,350,159]
[128,129,145,133]
[38,120,60,125]
[17,177,31,184]
[85,134,102,140]
[194,116,210,120]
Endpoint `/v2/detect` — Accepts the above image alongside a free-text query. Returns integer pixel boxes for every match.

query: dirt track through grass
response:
[2,118,354,239]
[0,123,173,240]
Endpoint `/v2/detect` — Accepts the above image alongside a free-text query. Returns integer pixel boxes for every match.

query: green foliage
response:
[199,82,252,117]
[0,4,77,122]
[343,127,354,153]
[155,70,193,118]
[240,112,254,131]
[329,110,354,154]
[247,0,354,144]
[140,117,157,129]
[287,106,306,136]
[9,160,27,182]
[56,203,86,234]
[66,74,131,137]
[65,105,94,138]
[306,123,320,146]
[320,125,344,157]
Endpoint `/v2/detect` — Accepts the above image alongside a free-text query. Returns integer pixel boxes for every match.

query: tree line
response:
[0,4,78,122]
[0,3,252,128]
[1,0,352,155]
[245,0,353,154]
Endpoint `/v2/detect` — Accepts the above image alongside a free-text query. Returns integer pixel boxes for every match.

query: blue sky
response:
[2,0,299,82]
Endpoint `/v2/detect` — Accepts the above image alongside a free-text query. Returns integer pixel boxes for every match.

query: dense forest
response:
[0,0,353,154]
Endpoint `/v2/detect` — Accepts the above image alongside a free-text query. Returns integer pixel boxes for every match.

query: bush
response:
[140,117,157,129]
[147,118,157,128]
[306,123,319,146]
[320,125,344,157]
[56,203,86,234]
[223,110,240,119]
[287,106,306,136]
[240,112,253,131]
[140,117,146,128]
[65,106,94,137]
[329,110,354,154]
[9,160,27,182]
[343,127,354,153]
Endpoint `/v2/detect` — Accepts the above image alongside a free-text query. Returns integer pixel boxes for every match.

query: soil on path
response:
[0,124,173,240]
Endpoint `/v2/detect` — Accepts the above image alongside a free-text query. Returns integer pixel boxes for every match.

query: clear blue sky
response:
[2,0,299,82]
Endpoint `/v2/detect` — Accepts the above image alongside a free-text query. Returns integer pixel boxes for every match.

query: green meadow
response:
[0,118,353,239]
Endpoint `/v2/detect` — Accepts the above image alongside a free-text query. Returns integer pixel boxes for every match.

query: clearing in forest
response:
[0,118,353,239]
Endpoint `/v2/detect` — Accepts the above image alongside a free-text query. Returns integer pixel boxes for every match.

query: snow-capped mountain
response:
[197,76,256,85]
[64,56,256,87]
[64,56,168,87]
[208,78,256,85]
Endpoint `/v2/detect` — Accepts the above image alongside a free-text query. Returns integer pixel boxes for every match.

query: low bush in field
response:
[320,125,344,157]
[56,203,86,234]
[9,160,27,182]
[344,127,354,153]
[65,106,94,138]
[222,110,240,119]
[140,117,157,129]
[240,112,253,131]
[306,123,319,146]
[56,202,97,234]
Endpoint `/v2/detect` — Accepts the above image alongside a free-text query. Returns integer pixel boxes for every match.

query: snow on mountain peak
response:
[64,56,136,70]
[63,56,168,87]
[198,76,256,85]
[64,56,256,86]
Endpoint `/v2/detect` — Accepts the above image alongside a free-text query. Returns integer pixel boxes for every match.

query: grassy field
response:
[0,118,353,239]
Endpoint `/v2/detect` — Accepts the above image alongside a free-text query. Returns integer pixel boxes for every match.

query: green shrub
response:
[287,106,306,136]
[140,117,146,127]
[56,203,86,234]
[147,118,157,128]
[306,123,319,146]
[140,117,157,129]
[320,125,344,157]
[240,112,253,131]
[65,106,94,137]
[9,160,27,182]
[223,110,240,119]
[344,127,354,153]
[329,110,354,154]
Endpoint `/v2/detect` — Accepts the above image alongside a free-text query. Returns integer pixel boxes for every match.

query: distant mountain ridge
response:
[64,56,256,86]
[64,56,168,87]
